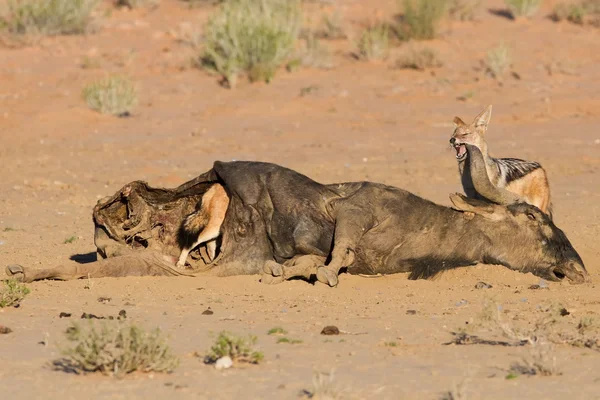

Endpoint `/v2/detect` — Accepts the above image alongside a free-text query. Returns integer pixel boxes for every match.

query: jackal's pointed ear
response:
[453,117,466,128]
[473,105,492,131]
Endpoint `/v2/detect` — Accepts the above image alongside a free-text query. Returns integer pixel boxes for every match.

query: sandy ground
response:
[1,0,600,398]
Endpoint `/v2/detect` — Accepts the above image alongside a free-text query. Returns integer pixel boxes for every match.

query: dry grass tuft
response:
[397,0,448,40]
[199,0,302,87]
[56,322,179,377]
[205,331,264,364]
[82,76,138,117]
[485,43,511,79]
[396,46,443,70]
[448,0,481,20]
[0,279,30,308]
[504,0,542,18]
[1,0,99,37]
[356,23,390,61]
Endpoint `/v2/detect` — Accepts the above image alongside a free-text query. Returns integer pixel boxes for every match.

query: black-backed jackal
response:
[176,183,229,269]
[450,105,552,217]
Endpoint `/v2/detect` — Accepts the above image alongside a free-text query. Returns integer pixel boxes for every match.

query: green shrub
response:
[1,0,98,36]
[504,0,542,18]
[0,279,30,308]
[82,76,137,117]
[205,331,263,364]
[58,322,178,377]
[357,23,389,61]
[200,0,302,87]
[397,0,448,40]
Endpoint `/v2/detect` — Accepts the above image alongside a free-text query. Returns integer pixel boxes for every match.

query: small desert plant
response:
[267,327,288,335]
[0,279,30,308]
[509,340,561,377]
[396,46,443,70]
[82,76,137,117]
[305,370,342,400]
[316,11,347,39]
[1,0,99,36]
[551,3,587,23]
[200,0,302,87]
[300,33,333,69]
[397,0,448,40]
[205,331,263,364]
[448,0,481,20]
[504,0,542,18]
[57,322,179,377]
[485,43,511,79]
[63,235,77,244]
[577,316,596,334]
[356,23,389,61]
[114,0,159,8]
[277,337,303,344]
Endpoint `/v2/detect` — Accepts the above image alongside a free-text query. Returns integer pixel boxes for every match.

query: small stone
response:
[321,325,340,335]
[59,312,72,318]
[215,356,233,370]
[118,310,127,319]
[202,308,214,315]
[97,297,112,304]
[406,310,417,315]
[474,281,493,289]
[0,325,12,334]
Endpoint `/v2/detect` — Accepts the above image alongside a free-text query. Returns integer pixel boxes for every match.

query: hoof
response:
[260,273,284,285]
[316,267,338,287]
[263,261,283,277]
[6,265,25,282]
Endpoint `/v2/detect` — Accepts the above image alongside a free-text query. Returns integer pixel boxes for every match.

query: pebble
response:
[215,356,233,370]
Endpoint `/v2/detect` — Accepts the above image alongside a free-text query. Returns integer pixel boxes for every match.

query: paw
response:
[316,267,339,287]
[5,264,25,282]
[260,273,285,285]
[262,261,283,277]
[175,261,188,270]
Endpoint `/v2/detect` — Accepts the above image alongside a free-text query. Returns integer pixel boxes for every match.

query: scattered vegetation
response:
[397,0,448,40]
[440,378,469,400]
[0,0,99,37]
[0,279,31,308]
[396,46,443,70]
[3,227,16,232]
[315,11,347,40]
[57,322,179,377]
[384,341,398,347]
[356,23,389,61]
[82,76,138,117]
[114,0,159,9]
[485,43,512,79]
[448,0,481,20]
[303,371,342,400]
[267,327,288,335]
[276,337,303,344]
[199,0,302,87]
[504,0,542,18]
[577,316,596,335]
[64,236,77,244]
[300,33,333,69]
[205,331,264,364]
[551,1,600,24]
[508,341,561,377]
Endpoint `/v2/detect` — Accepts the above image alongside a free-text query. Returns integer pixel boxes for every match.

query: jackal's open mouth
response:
[454,144,467,160]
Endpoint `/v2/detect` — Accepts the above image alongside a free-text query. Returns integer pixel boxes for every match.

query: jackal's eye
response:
[527,213,536,221]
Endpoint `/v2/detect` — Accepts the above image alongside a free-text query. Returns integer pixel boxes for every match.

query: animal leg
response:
[316,208,369,287]
[176,224,221,268]
[206,239,217,261]
[261,255,324,285]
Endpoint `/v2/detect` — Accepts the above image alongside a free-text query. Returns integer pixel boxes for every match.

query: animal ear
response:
[453,117,466,128]
[449,193,505,221]
[473,105,492,130]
